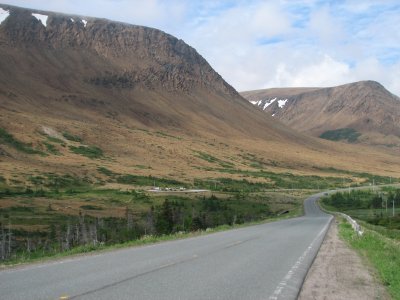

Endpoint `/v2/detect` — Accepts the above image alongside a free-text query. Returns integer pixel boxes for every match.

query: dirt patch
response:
[298,218,390,300]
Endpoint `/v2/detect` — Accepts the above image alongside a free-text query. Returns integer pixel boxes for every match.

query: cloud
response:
[307,6,346,46]
[266,55,351,88]
[185,0,400,95]
[2,0,187,29]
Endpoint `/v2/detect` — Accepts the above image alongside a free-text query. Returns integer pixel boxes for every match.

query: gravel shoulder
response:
[298,218,390,300]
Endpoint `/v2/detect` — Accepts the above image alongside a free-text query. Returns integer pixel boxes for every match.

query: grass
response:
[321,190,400,232]
[320,128,361,143]
[339,219,400,299]
[69,145,103,159]
[97,166,115,176]
[62,131,82,142]
[194,151,220,163]
[46,136,65,144]
[208,168,348,190]
[43,142,61,155]
[194,151,235,169]
[0,128,44,155]
[116,174,185,187]
[155,131,182,140]
[194,177,270,192]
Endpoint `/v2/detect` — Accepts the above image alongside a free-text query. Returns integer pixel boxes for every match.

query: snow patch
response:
[250,100,264,107]
[263,98,276,110]
[278,99,288,108]
[70,18,75,22]
[0,8,10,24]
[32,13,48,27]
[272,113,275,117]
[82,19,87,27]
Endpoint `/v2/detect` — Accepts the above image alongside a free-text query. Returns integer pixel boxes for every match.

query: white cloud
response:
[250,2,291,37]
[266,55,350,88]
[1,0,187,29]
[307,7,346,46]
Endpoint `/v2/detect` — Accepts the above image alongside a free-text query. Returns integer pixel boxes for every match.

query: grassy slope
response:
[320,191,399,299]
[339,220,400,299]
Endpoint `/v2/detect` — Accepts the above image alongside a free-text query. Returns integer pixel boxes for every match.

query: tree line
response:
[1,194,268,261]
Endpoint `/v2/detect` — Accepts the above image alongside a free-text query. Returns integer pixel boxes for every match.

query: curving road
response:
[0,192,332,300]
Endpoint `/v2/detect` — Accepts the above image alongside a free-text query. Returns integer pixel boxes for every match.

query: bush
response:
[69,145,103,159]
[62,132,82,142]
[320,128,361,143]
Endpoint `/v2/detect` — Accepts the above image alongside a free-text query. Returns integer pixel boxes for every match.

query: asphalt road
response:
[0,192,332,300]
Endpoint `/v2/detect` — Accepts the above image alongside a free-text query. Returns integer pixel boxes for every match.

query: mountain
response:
[1,4,400,189]
[241,81,400,147]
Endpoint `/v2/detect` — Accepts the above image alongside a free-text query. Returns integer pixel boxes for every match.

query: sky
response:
[2,0,400,95]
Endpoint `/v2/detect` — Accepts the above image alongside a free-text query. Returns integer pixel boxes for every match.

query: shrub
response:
[69,145,103,159]
[0,128,43,155]
[320,128,361,143]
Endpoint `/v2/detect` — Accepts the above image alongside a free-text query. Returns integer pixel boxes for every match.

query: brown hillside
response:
[1,4,400,188]
[241,81,400,147]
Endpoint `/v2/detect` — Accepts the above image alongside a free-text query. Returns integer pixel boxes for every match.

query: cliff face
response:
[0,4,237,95]
[0,4,311,143]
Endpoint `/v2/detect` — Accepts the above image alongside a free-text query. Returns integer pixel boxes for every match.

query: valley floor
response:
[298,218,390,300]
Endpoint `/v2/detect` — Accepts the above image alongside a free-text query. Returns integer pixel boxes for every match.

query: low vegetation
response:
[194,151,235,169]
[69,145,103,159]
[0,128,44,155]
[319,128,361,143]
[116,174,185,187]
[0,165,397,265]
[323,189,400,298]
[339,220,400,299]
[322,189,400,231]
[0,172,305,264]
[198,168,349,190]
[62,131,82,142]
[43,142,61,155]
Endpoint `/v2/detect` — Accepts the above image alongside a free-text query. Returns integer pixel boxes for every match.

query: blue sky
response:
[2,0,400,95]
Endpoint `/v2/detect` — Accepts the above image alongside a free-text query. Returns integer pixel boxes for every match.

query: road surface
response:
[0,192,332,300]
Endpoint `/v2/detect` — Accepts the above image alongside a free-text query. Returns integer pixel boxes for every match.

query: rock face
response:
[0,4,307,143]
[0,4,236,95]
[242,81,400,147]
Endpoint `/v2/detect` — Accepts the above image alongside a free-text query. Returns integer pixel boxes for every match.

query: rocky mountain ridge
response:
[1,4,400,186]
[241,81,400,147]
[0,4,237,95]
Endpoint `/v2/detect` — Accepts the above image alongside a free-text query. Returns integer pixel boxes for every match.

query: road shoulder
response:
[298,217,390,300]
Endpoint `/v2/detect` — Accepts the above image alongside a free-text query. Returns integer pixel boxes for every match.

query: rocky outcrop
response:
[0,4,237,95]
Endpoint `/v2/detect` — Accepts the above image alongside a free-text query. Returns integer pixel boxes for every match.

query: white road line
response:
[268,220,331,300]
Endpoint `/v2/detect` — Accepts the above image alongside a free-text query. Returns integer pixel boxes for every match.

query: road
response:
[0,192,332,300]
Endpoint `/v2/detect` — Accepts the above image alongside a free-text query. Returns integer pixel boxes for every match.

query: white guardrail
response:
[339,212,363,236]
